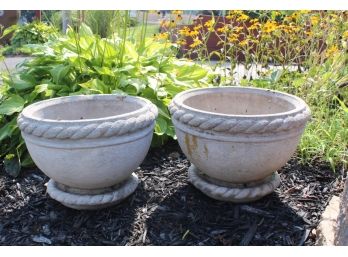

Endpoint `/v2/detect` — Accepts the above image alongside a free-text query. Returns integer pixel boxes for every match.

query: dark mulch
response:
[0,141,345,246]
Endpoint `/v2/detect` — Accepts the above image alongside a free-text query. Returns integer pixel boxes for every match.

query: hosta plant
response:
[0,24,217,176]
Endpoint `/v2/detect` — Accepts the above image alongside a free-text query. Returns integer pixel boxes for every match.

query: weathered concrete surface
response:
[169,86,310,202]
[335,177,348,245]
[316,196,341,245]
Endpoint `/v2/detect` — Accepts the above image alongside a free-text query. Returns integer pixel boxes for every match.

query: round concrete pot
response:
[169,86,311,202]
[18,95,158,209]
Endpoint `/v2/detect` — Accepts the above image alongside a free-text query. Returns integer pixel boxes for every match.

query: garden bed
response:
[0,141,344,246]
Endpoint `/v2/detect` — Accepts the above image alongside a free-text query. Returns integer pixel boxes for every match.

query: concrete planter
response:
[18,95,158,209]
[169,86,310,202]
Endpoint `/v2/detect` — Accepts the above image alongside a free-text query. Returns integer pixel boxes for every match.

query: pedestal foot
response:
[46,173,139,210]
[188,165,280,203]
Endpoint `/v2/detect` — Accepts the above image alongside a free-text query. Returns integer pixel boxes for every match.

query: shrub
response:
[1,21,58,55]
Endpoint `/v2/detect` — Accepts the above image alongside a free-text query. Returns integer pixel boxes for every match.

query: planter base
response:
[46,173,139,210]
[188,165,280,203]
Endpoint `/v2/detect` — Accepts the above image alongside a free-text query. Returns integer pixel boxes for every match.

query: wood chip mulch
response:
[0,141,345,246]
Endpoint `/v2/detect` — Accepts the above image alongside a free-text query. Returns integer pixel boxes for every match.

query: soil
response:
[0,141,345,246]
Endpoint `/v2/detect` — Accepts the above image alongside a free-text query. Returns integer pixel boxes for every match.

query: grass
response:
[129,24,160,41]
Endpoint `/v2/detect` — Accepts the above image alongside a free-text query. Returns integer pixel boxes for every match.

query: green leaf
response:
[3,155,21,177]
[1,25,18,39]
[50,65,70,84]
[125,41,139,60]
[124,78,146,94]
[270,69,283,83]
[20,153,34,168]
[175,63,208,81]
[79,79,107,94]
[0,117,18,141]
[79,23,94,36]
[154,116,168,136]
[94,66,114,76]
[12,77,35,91]
[0,95,25,115]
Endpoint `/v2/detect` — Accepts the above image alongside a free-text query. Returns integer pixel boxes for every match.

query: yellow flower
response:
[326,45,339,57]
[310,16,320,26]
[249,22,260,30]
[175,14,183,21]
[227,34,239,43]
[204,19,215,32]
[343,30,348,39]
[178,26,191,37]
[154,32,169,41]
[176,39,187,46]
[236,13,249,22]
[190,37,202,48]
[194,24,202,31]
[305,31,313,36]
[233,26,243,33]
[160,20,170,27]
[262,20,278,33]
[172,10,183,15]
[231,10,243,16]
[239,39,248,47]
[300,10,310,14]
[226,10,243,19]
[217,24,229,33]
[189,30,199,37]
[169,20,177,28]
[290,11,300,19]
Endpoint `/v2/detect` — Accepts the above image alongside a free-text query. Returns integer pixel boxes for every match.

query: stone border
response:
[335,177,348,245]
[316,196,341,245]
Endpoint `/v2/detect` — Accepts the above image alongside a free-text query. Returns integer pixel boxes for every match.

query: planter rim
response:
[18,94,158,140]
[172,86,309,119]
[20,94,154,124]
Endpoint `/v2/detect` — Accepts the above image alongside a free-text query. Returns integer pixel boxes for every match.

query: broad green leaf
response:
[175,63,208,81]
[270,69,283,83]
[0,95,25,115]
[50,65,70,84]
[0,117,17,141]
[125,41,139,60]
[117,65,136,73]
[79,79,107,94]
[12,79,34,91]
[124,78,146,94]
[94,66,114,76]
[165,82,187,96]
[1,25,18,39]
[155,117,168,135]
[147,77,160,91]
[151,134,169,147]
[79,23,94,36]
